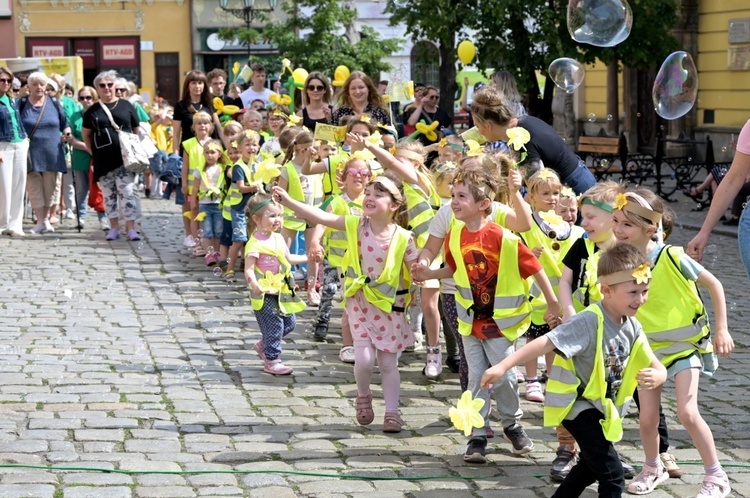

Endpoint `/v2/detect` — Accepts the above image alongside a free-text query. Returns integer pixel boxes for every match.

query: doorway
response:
[155,52,180,105]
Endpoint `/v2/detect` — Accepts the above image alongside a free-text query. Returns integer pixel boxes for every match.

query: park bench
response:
[577,133,654,184]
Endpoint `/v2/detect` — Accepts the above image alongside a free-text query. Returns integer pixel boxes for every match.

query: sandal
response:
[683,186,704,201]
[355,392,374,425]
[695,474,730,498]
[627,463,669,495]
[192,246,207,257]
[383,412,404,433]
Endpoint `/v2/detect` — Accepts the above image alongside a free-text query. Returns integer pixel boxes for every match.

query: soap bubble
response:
[588,113,597,122]
[600,159,610,170]
[213,267,223,277]
[607,114,614,121]
[567,0,633,47]
[548,58,586,94]
[652,51,698,120]
[705,244,717,254]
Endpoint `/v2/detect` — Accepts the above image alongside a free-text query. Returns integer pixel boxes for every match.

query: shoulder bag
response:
[99,101,149,174]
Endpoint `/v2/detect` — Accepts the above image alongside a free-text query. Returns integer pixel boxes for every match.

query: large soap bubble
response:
[652,51,698,120]
[548,58,586,94]
[567,0,633,47]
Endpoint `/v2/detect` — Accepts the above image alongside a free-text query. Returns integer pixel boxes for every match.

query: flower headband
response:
[580,197,614,213]
[614,193,662,224]
[368,176,403,203]
[204,142,223,152]
[453,169,496,202]
[272,108,289,120]
[560,187,576,199]
[599,263,651,286]
[439,138,464,152]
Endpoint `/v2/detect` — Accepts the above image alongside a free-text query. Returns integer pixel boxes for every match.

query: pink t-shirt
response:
[737,119,750,155]
[246,232,290,275]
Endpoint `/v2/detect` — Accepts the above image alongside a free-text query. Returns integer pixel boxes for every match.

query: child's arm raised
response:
[503,169,533,233]
[530,268,561,327]
[481,336,556,388]
[348,133,421,186]
[559,266,577,323]
[302,158,328,175]
[272,186,346,231]
[696,269,734,357]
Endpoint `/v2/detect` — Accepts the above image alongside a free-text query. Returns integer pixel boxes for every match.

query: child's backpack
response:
[160,153,182,186]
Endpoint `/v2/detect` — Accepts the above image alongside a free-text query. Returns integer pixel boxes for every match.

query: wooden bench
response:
[578,133,656,184]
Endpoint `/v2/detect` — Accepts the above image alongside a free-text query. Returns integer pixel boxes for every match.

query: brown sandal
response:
[383,412,404,433]
[355,392,374,425]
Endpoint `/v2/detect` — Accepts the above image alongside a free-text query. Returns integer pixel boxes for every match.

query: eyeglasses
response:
[427,95,439,100]
[115,88,127,94]
[346,169,370,178]
[79,95,93,101]
[0,78,11,84]
[307,85,325,92]
[11,88,20,93]
[98,82,114,88]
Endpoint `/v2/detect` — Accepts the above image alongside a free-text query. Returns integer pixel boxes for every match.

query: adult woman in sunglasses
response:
[297,72,332,131]
[0,66,30,236]
[82,70,142,241]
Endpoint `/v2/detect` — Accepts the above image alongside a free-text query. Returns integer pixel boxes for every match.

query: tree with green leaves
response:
[221,0,400,79]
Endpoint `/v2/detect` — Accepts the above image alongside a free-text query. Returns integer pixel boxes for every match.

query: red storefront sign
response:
[98,37,139,67]
[27,38,67,58]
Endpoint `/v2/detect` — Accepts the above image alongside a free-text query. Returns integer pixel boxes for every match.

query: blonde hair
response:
[525,169,562,195]
[395,141,436,190]
[245,193,280,234]
[470,87,516,126]
[579,180,623,207]
[191,111,214,133]
[224,120,243,137]
[238,129,260,145]
[598,243,650,281]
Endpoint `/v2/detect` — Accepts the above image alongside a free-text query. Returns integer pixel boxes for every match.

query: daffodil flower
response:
[258,271,285,293]
[281,58,292,76]
[359,114,372,123]
[449,391,485,437]
[538,169,555,180]
[631,263,651,284]
[539,210,565,227]
[183,212,193,220]
[255,159,281,184]
[288,114,302,126]
[614,193,629,211]
[194,212,206,222]
[352,149,375,162]
[506,126,531,151]
[269,93,292,106]
[366,131,383,147]
[415,121,440,142]
[560,186,575,199]
[464,139,482,157]
[438,138,448,148]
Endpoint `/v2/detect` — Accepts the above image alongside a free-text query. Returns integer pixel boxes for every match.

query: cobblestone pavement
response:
[0,192,748,498]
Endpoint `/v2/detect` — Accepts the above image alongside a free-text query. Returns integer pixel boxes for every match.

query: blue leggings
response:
[254,295,296,361]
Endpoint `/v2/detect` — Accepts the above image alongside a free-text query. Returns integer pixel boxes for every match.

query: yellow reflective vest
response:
[571,239,604,312]
[220,164,235,221]
[225,161,254,218]
[403,174,441,248]
[342,215,412,313]
[182,137,206,197]
[450,225,532,342]
[197,165,226,202]
[635,245,712,366]
[321,151,349,201]
[325,195,362,269]
[245,232,305,314]
[281,162,306,232]
[544,304,654,442]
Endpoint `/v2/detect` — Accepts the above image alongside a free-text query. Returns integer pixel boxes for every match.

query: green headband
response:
[249,198,275,216]
[581,197,614,213]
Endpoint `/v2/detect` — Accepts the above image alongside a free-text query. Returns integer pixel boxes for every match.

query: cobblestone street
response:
[0,193,748,498]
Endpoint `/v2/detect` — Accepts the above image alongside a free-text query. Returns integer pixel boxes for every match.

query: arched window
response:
[410,41,439,87]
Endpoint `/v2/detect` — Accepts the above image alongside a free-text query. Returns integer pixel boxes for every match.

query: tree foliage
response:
[231,0,401,78]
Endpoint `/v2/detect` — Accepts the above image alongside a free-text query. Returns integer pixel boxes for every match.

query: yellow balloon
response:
[292,68,308,86]
[334,65,350,82]
[457,40,476,65]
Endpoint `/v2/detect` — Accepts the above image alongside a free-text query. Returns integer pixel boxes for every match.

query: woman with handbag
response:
[19,72,70,234]
[82,70,141,241]
[0,66,29,237]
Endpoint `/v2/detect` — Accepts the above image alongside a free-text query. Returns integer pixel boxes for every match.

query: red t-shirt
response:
[445,222,542,339]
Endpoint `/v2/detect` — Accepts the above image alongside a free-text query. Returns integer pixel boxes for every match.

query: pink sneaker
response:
[253,341,266,361]
[263,359,293,375]
[525,381,545,403]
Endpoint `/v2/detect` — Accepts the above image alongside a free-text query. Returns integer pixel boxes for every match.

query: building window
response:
[410,41,439,87]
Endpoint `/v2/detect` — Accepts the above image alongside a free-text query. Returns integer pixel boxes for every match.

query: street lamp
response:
[218,0,279,56]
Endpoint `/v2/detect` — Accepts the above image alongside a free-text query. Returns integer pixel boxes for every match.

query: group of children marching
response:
[172,96,734,498]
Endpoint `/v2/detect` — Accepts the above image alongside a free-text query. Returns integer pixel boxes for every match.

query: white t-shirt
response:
[240,87,274,109]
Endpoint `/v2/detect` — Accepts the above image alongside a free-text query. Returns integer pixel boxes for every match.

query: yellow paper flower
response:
[366,131,383,147]
[288,113,302,126]
[359,114,372,123]
[560,186,576,199]
[449,391,485,437]
[280,58,292,76]
[631,263,652,285]
[538,169,555,180]
[614,193,628,211]
[230,140,238,148]
[539,210,565,227]
[438,138,448,148]
[352,149,375,162]
[194,212,207,222]
[464,140,482,157]
[183,211,192,220]
[258,271,285,293]
[269,93,292,106]
[506,126,531,151]
[416,121,440,142]
[255,158,281,184]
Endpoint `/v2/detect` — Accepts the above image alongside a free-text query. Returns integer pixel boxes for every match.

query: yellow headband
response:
[614,193,662,224]
[272,108,289,120]
[205,142,223,152]
[599,263,651,286]
[394,149,424,163]
[368,176,403,203]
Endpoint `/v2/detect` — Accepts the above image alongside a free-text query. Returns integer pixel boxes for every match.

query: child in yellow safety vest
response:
[216,137,243,271]
[518,169,582,404]
[482,242,667,498]
[271,174,418,434]
[181,111,214,255]
[411,166,558,462]
[190,139,226,266]
[612,190,734,497]
[244,194,307,376]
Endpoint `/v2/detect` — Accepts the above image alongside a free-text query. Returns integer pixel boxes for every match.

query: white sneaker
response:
[423,347,443,378]
[339,346,355,364]
[183,235,197,248]
[29,222,46,234]
[41,220,55,233]
[99,218,111,232]
[406,331,425,352]
[63,209,75,220]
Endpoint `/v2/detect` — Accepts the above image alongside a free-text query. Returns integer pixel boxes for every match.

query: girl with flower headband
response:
[305,154,373,362]
[260,104,290,157]
[182,111,215,255]
[244,193,307,376]
[518,168,583,404]
[349,135,446,376]
[556,186,581,227]
[611,190,734,497]
[271,173,418,434]
[190,139,227,266]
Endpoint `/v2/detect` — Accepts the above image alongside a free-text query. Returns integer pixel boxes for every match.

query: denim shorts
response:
[220,217,233,247]
[231,209,248,243]
[563,159,598,196]
[199,203,223,239]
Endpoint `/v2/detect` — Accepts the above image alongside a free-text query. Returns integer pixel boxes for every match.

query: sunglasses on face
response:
[79,95,93,101]
[0,78,11,84]
[98,82,114,88]
[427,95,439,100]
[346,169,370,178]
[115,88,127,93]
[307,85,325,92]
[11,88,20,93]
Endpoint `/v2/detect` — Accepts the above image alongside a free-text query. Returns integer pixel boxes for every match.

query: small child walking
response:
[481,242,667,498]
[190,139,225,266]
[244,193,306,375]
[272,174,418,433]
